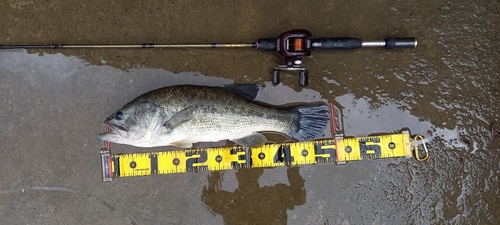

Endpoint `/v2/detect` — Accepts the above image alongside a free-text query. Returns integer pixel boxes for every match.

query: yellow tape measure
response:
[100,131,425,182]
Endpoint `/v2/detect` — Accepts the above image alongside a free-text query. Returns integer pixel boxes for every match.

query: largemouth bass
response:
[99,84,330,148]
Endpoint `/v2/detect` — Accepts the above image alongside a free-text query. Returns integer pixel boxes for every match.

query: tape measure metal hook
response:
[412,135,429,162]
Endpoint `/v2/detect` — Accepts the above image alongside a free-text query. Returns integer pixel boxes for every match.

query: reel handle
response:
[272,69,309,87]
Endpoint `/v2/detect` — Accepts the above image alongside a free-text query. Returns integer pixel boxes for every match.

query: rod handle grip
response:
[310,38,363,50]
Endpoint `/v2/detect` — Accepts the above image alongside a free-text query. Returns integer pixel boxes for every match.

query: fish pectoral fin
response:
[231,133,268,148]
[170,140,194,148]
[164,106,198,130]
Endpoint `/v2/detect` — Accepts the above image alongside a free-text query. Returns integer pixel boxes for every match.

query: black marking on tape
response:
[173,158,180,166]
[314,142,336,163]
[258,152,266,160]
[246,148,253,168]
[230,147,247,169]
[150,154,158,174]
[345,146,352,153]
[142,43,154,48]
[186,150,208,172]
[130,161,137,169]
[359,138,381,159]
[113,156,120,178]
[238,151,246,161]
[211,43,216,48]
[274,145,293,164]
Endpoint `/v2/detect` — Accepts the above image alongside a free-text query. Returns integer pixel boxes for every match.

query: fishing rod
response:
[1,29,417,87]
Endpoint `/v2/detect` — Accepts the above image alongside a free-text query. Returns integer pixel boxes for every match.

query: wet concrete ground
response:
[1,0,499,224]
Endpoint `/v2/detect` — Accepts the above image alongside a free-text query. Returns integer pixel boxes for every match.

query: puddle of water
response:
[1,46,499,225]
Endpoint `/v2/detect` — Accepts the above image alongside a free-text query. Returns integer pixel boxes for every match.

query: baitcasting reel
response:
[254,29,417,87]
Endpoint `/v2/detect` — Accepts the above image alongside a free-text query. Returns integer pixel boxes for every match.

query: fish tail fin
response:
[287,104,330,142]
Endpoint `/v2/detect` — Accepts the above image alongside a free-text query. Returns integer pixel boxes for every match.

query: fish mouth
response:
[101,118,129,138]
[106,123,128,133]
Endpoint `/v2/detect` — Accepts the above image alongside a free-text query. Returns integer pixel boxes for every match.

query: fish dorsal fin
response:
[220,84,262,100]
[231,133,268,148]
[164,106,197,130]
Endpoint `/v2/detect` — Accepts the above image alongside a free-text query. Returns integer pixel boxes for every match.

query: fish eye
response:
[115,111,124,120]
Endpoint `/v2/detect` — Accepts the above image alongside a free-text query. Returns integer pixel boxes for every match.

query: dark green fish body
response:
[100,84,330,148]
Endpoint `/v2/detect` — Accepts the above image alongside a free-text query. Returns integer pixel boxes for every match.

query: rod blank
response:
[0,43,255,49]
